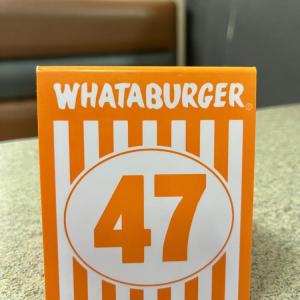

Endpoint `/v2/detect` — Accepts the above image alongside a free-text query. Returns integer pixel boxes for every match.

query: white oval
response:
[65,148,233,287]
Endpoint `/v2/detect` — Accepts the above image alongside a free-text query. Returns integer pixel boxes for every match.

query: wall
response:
[187,0,300,106]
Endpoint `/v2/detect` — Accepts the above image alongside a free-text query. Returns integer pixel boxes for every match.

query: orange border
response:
[63,147,235,287]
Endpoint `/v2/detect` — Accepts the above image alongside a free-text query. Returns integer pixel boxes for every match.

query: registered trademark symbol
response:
[245,103,253,111]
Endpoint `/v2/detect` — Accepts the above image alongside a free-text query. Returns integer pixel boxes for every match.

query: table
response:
[0,104,299,299]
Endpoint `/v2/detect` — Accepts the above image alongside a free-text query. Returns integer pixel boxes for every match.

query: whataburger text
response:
[54,82,245,110]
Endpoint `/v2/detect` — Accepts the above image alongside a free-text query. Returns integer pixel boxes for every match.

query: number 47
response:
[94,174,206,263]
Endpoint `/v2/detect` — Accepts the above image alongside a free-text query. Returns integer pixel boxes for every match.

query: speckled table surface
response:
[0,104,299,300]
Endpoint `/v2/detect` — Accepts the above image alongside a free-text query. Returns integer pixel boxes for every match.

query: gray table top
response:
[0,104,299,300]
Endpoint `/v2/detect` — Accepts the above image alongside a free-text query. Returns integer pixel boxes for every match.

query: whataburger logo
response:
[53,82,245,110]
[38,67,255,300]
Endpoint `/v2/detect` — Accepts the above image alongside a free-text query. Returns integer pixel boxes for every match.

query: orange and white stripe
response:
[53,118,243,300]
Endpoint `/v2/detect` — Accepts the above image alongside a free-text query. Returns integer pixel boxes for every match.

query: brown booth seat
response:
[0,0,177,140]
[0,99,37,141]
[0,0,176,58]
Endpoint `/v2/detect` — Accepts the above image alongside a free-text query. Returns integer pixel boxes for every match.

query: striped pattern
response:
[53,119,243,300]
